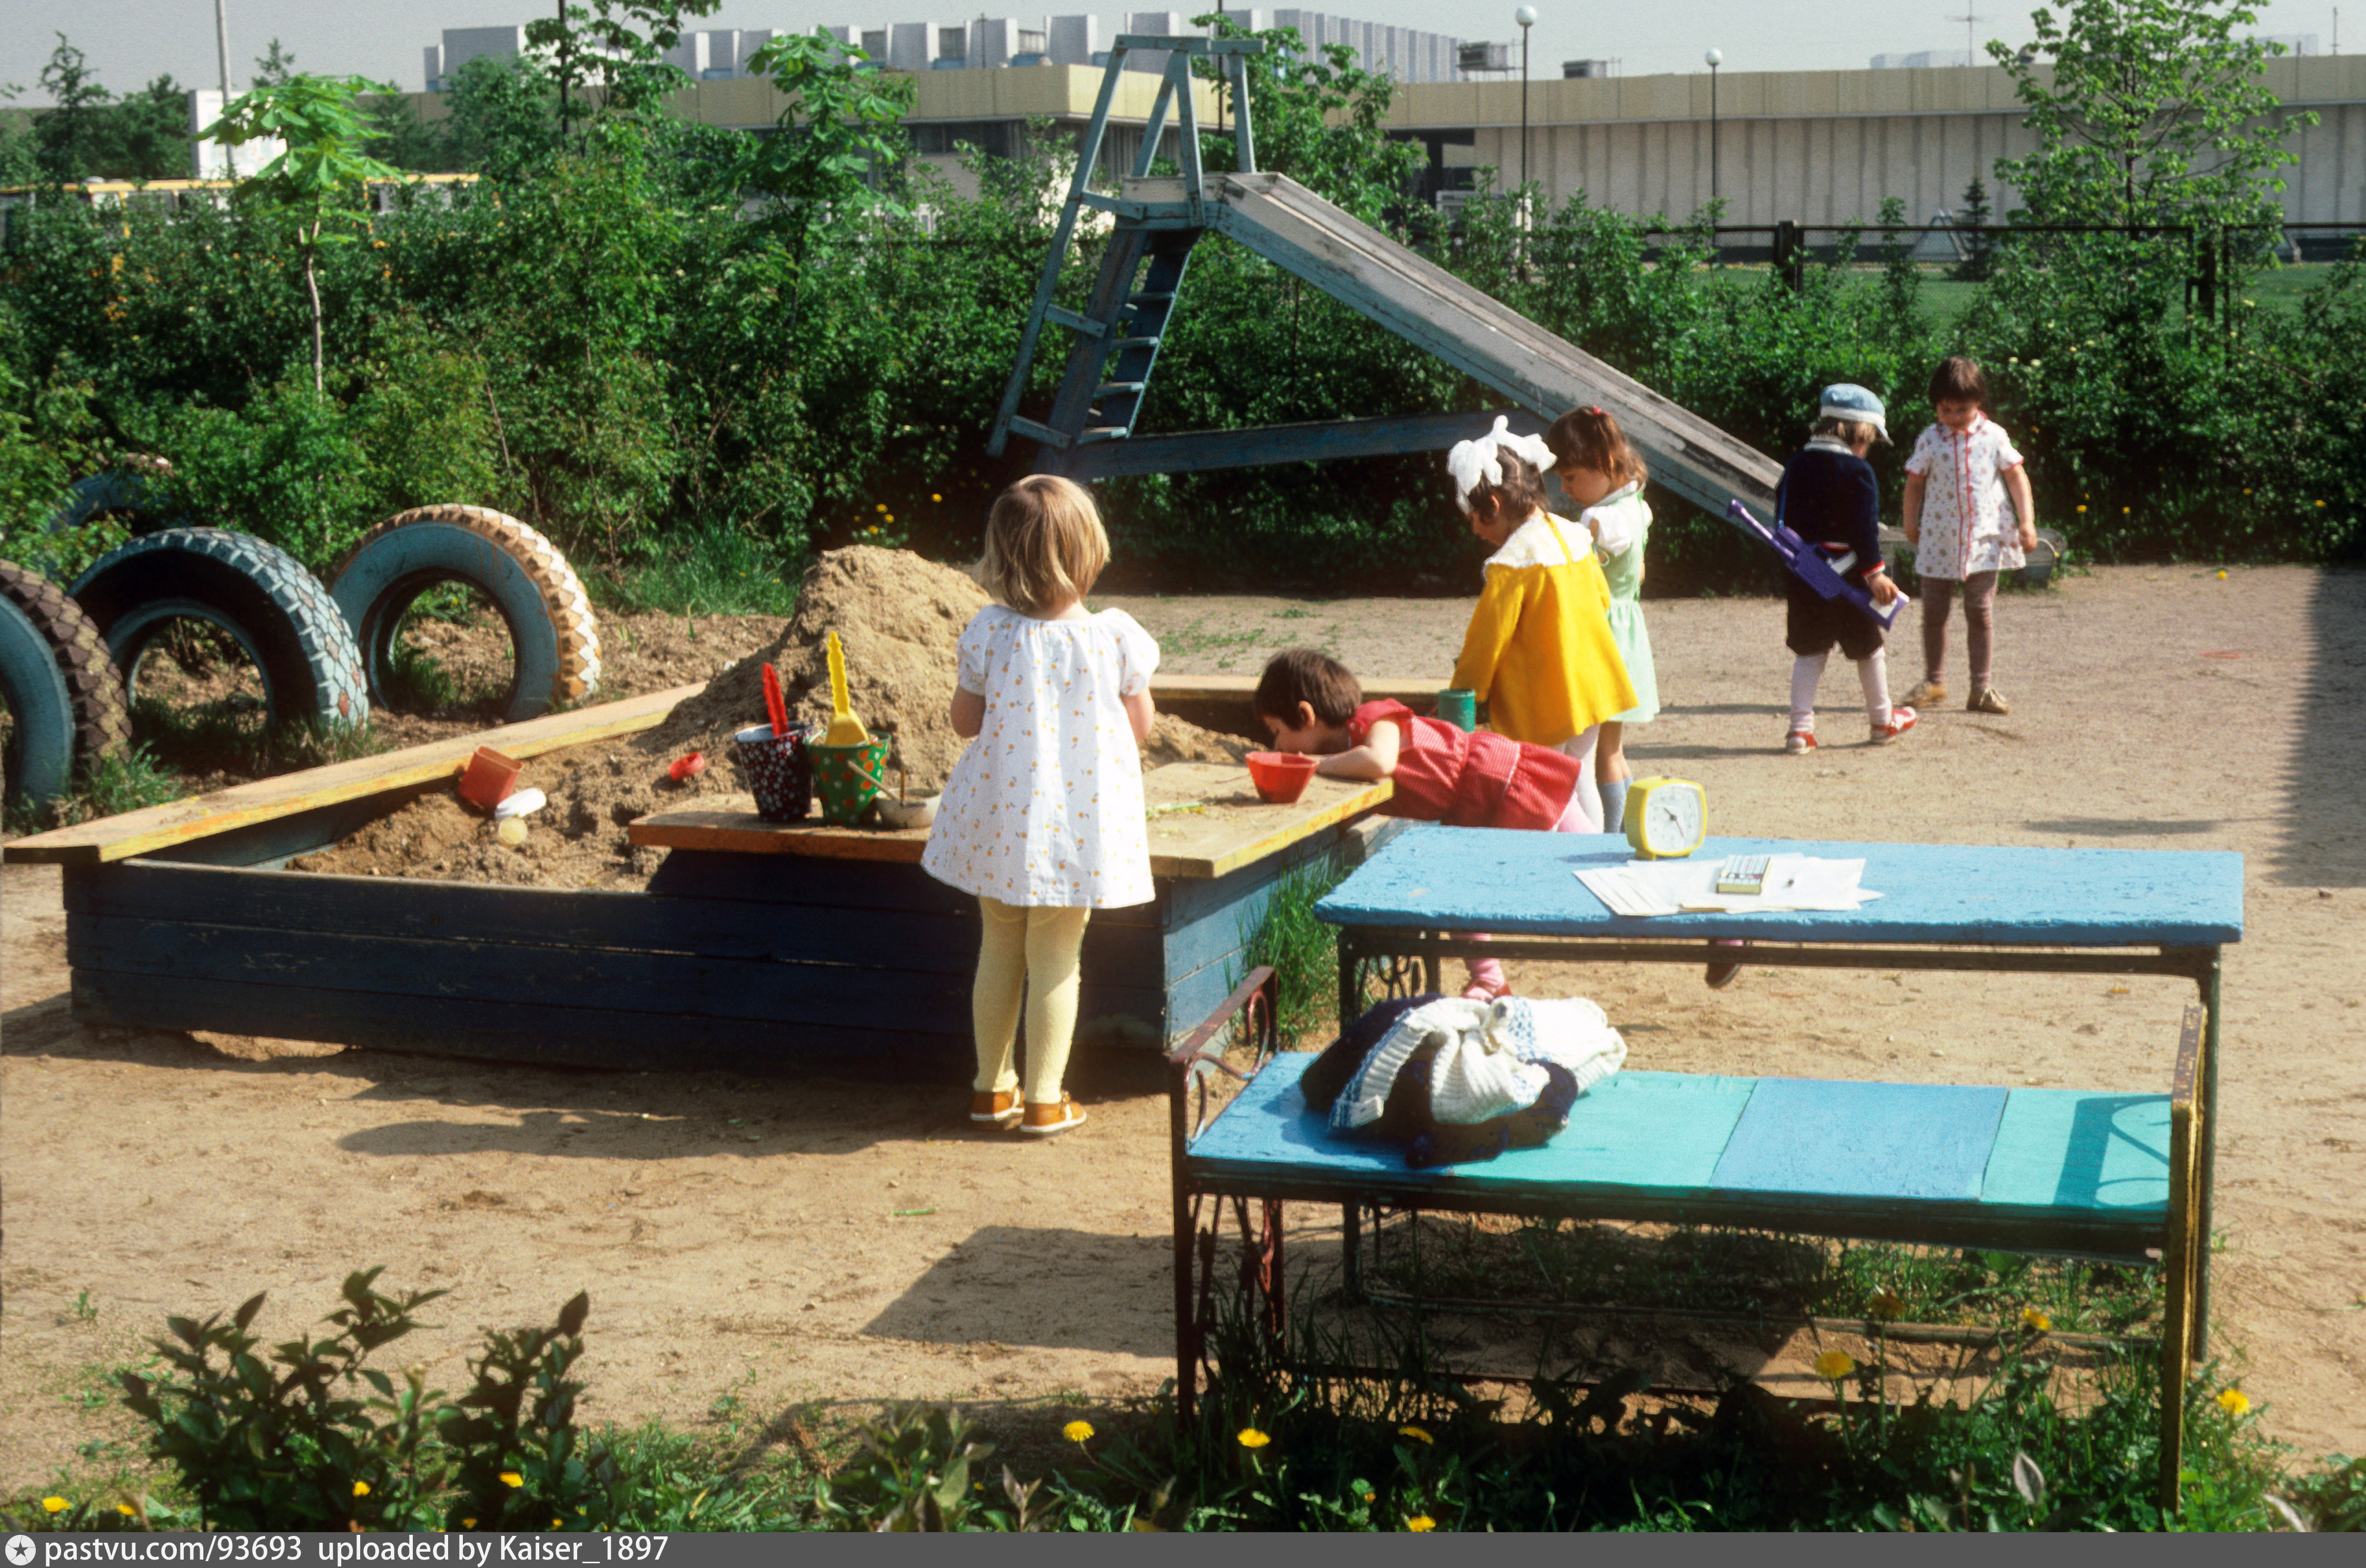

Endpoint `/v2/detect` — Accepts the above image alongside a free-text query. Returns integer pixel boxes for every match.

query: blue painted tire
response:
[330,505,600,723]
[46,464,195,536]
[71,529,369,735]
[0,585,77,807]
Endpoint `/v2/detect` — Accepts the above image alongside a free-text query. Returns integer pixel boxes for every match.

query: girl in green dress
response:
[1545,406,1658,832]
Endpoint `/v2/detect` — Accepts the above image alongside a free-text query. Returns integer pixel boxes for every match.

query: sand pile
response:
[290,547,1250,888]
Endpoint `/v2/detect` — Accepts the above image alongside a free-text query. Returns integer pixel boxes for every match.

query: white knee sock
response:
[1856,654,1892,728]
[1789,653,1829,733]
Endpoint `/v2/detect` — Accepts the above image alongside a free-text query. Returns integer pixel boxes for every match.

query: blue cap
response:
[1817,383,1889,442]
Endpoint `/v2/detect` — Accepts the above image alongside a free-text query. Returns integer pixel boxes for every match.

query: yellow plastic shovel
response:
[823,630,871,747]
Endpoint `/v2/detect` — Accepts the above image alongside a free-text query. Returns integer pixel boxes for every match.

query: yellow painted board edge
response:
[4,682,705,866]
[1190,779,1393,879]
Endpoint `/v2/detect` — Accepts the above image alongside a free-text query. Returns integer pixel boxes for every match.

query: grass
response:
[592,521,800,619]
[1238,857,1351,1039]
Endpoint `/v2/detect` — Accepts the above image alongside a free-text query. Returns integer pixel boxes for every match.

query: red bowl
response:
[1245,750,1319,805]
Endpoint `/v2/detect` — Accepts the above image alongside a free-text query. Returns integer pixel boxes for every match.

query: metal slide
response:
[989,36,1782,519]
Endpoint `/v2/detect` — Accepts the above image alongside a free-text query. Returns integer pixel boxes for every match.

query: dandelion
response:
[1814,1349,1857,1381]
[1407,1515,1437,1531]
[1398,1424,1433,1444]
[1869,1289,1905,1321]
[1064,1420,1095,1443]
[462,1520,477,1529]
[2318,500,2328,507]
[353,1481,372,1497]
[116,1504,135,1516]
[875,503,888,511]
[41,1497,66,1513]
[1237,1427,1271,1448]
[2218,1387,2250,1417]
[1361,1490,1377,1503]
[499,1472,524,1488]
[932,493,943,502]
[2023,1307,2051,1333]
[2216,570,2228,580]
[2076,504,2086,512]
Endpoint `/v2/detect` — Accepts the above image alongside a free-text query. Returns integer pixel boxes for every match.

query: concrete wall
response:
[1393,55,2366,226]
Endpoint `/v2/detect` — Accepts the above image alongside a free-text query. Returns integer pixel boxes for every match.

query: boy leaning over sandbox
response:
[1256,647,1593,1001]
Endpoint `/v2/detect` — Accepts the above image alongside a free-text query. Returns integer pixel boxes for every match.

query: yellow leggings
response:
[971,896,1093,1105]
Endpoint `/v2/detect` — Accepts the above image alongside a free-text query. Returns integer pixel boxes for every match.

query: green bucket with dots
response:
[810,737,890,826]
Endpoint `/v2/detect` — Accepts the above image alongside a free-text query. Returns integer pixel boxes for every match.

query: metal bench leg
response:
[1342,1203,1364,1304]
[2195,955,2221,1353]
[2157,1004,2206,1516]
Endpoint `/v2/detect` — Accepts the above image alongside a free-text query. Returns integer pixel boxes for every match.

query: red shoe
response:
[1784,730,1816,755]
[1870,706,1917,746]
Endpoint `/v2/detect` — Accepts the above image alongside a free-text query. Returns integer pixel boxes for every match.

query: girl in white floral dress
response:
[922,475,1157,1137]
[1902,355,2038,716]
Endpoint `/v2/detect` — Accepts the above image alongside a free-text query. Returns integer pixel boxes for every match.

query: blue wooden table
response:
[1313,828,2243,1345]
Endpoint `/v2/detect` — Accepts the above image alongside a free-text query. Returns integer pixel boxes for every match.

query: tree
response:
[439,54,564,182]
[1990,0,2315,230]
[252,40,300,89]
[201,75,405,393]
[523,0,722,139]
[33,35,112,185]
[739,28,914,248]
[1950,175,1997,280]
[113,76,192,181]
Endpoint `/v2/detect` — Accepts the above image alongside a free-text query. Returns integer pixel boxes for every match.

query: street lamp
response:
[1704,47,1722,213]
[1516,6,1537,204]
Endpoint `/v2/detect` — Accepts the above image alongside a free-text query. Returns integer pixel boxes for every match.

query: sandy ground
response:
[5,563,2364,1492]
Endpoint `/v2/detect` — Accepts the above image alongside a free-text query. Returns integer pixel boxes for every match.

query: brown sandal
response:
[1019,1096,1087,1137]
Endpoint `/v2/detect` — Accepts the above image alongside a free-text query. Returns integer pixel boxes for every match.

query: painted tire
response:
[46,461,194,537]
[0,559,135,789]
[0,587,76,807]
[71,529,369,735]
[330,505,601,723]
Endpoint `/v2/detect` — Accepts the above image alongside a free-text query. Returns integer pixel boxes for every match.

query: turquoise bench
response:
[1169,978,2210,1512]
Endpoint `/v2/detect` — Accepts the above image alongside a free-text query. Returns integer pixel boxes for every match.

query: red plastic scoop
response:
[668,750,707,782]
[763,662,791,740]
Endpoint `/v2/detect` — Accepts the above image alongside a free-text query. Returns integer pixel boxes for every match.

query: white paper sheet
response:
[1576,856,1883,917]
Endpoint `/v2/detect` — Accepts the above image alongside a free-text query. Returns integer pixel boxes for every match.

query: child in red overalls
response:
[1255,648,1592,998]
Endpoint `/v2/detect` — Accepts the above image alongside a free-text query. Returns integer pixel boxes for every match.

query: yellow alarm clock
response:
[1623,777,1708,859]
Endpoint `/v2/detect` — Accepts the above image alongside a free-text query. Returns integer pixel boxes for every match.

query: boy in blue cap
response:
[1776,384,1911,753]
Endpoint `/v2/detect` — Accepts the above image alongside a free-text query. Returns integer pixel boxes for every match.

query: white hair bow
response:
[1445,415,1556,514]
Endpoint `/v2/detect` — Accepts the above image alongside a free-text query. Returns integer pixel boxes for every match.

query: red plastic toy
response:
[668,750,708,782]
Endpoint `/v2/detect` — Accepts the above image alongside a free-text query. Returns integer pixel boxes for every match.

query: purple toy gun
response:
[1725,499,1903,629]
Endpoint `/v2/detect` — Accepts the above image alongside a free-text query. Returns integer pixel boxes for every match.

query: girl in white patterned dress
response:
[1902,356,2038,716]
[921,475,1157,1137]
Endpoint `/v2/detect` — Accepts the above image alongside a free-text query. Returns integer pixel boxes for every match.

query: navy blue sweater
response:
[1775,442,1883,582]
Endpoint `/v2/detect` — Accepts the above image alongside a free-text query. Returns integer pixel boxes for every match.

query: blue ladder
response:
[987,34,1262,467]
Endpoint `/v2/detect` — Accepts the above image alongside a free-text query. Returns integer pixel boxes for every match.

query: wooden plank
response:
[1981,1091,2170,1214]
[1150,672,1440,719]
[68,968,975,1080]
[66,865,1166,981]
[5,682,704,866]
[628,765,1391,880]
[70,912,1167,1034]
[1318,829,2247,948]
[1710,1078,2007,1202]
[1064,410,1549,478]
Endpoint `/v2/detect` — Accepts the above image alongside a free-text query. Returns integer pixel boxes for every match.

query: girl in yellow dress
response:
[1448,415,1638,835]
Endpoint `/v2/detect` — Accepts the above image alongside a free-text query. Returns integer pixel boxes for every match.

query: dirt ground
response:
[5,563,2364,1493]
